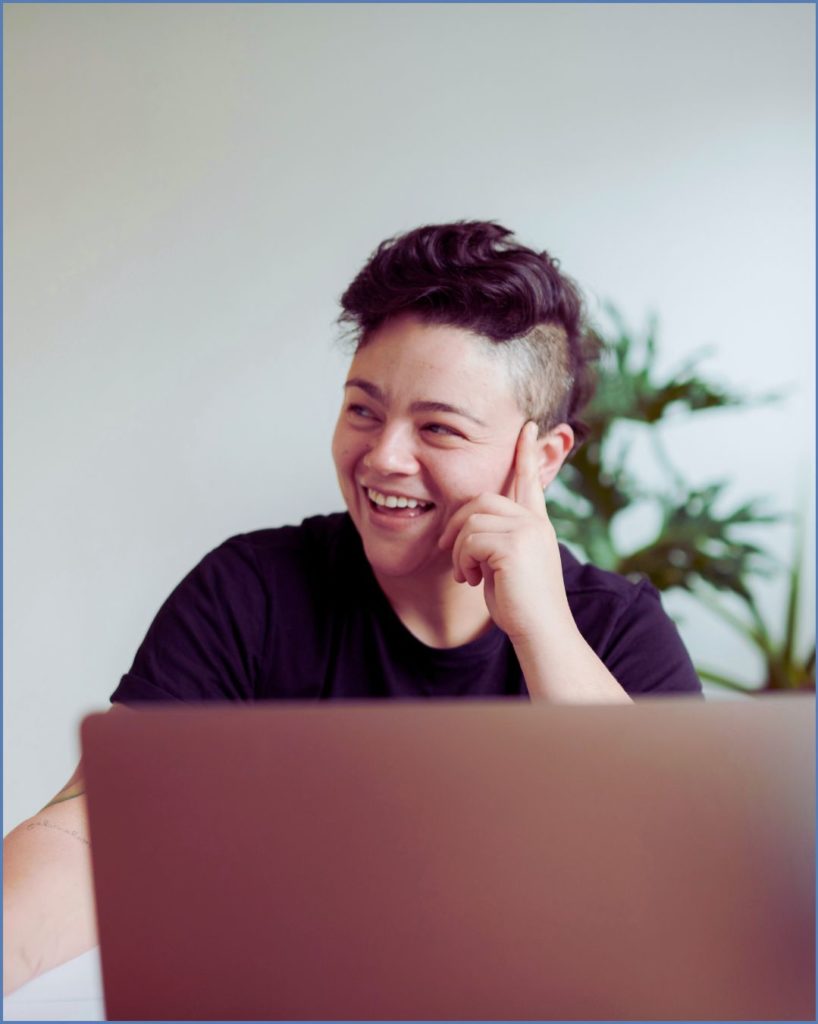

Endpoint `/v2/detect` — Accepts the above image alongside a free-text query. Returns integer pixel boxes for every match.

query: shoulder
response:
[558,541,673,631]
[212,512,357,573]
[154,514,358,617]
[206,513,364,613]
[558,545,702,696]
[559,544,653,608]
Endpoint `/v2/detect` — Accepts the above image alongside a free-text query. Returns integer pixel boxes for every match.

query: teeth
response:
[367,488,430,510]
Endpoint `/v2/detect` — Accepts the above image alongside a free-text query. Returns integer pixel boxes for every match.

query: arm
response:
[439,421,632,704]
[2,707,131,994]
[506,611,633,704]
[3,762,95,994]
[5,535,270,992]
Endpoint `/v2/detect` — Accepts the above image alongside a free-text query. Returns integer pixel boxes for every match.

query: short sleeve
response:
[110,537,268,704]
[600,580,703,696]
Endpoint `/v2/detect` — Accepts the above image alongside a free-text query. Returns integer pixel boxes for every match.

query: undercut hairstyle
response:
[338,220,602,449]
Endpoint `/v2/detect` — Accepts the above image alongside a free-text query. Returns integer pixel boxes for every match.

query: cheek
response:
[331,419,348,459]
[330,428,348,479]
[436,451,514,504]
[497,457,517,498]
[331,425,361,477]
[486,442,520,496]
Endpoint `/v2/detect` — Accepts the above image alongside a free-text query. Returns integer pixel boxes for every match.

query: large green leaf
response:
[552,306,813,694]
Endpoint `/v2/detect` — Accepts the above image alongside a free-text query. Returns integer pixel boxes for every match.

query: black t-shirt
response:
[110,512,702,704]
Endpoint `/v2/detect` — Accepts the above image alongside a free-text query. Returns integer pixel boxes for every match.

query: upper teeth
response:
[367,488,430,510]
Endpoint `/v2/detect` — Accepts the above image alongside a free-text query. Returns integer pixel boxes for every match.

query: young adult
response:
[4,221,701,994]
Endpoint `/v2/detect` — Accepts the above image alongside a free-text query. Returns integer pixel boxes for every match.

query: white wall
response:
[5,3,814,832]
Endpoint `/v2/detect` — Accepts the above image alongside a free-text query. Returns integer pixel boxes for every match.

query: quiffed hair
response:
[338,220,601,448]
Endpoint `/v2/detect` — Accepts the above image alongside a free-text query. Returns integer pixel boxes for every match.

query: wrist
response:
[511,621,631,704]
[505,603,578,651]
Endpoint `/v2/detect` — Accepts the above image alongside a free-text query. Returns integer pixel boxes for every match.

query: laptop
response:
[81,696,815,1021]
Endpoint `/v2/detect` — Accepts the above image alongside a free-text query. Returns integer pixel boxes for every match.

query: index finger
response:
[511,420,545,512]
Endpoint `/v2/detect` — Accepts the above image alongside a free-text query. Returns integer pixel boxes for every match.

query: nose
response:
[362,423,420,476]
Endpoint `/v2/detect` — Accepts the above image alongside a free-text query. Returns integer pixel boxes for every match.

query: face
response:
[331,314,528,583]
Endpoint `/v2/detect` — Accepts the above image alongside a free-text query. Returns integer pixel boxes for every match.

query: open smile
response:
[363,486,436,519]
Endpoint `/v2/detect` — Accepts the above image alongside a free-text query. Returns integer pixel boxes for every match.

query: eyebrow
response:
[344,378,488,427]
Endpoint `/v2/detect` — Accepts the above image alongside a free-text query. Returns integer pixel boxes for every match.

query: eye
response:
[346,403,378,420]
[423,422,463,438]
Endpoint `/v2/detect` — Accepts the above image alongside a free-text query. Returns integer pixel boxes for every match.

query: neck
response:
[374,566,494,649]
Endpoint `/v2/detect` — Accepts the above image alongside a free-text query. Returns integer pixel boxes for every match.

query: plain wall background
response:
[5,3,814,832]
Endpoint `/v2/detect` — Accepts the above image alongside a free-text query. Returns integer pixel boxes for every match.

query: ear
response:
[537,423,574,489]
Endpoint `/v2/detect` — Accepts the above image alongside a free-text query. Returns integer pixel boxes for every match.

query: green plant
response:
[548,307,814,693]
[693,524,815,693]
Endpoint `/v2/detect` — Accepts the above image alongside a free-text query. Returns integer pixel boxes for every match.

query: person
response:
[3,220,702,994]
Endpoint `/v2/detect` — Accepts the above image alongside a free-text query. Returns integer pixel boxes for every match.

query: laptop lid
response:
[81,697,815,1020]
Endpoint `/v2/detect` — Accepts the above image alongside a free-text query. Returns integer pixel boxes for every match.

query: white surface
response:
[5,3,815,830]
[2,948,104,1022]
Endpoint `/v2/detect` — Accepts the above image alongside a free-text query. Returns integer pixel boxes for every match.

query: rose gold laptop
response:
[81,697,815,1020]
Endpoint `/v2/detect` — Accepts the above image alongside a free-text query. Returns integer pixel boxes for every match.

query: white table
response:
[2,948,104,1021]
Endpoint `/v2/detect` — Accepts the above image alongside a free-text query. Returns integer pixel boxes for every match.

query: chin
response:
[345,492,452,581]
[357,534,443,581]
[361,545,427,580]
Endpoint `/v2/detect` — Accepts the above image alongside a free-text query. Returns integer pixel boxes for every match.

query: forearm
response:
[3,796,98,994]
[513,618,633,704]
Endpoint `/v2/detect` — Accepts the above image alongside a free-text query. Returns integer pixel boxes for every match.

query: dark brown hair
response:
[339,220,601,446]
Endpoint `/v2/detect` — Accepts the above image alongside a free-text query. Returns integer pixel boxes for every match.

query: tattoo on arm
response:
[25,819,90,846]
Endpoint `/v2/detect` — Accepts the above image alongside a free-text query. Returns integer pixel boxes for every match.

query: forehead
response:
[348,315,521,416]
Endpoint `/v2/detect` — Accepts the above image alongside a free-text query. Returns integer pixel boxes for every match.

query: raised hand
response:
[437,421,572,644]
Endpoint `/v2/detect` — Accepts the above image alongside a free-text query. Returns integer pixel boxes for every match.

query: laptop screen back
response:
[81,697,815,1021]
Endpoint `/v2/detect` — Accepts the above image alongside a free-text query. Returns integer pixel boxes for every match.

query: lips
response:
[365,486,434,510]
[358,485,437,524]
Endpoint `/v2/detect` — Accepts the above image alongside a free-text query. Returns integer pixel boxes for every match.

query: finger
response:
[512,420,546,514]
[454,558,486,587]
[450,512,522,569]
[454,531,509,586]
[450,515,521,581]
[438,494,524,550]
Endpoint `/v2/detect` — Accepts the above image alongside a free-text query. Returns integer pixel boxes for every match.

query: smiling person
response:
[4,221,702,995]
